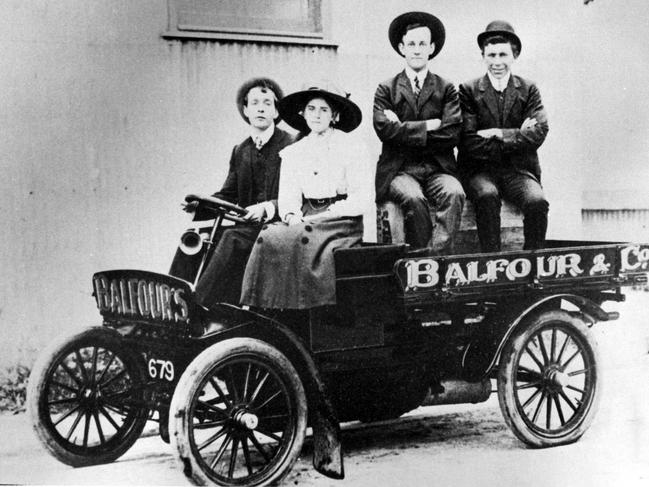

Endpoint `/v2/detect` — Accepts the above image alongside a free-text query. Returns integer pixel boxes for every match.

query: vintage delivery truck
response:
[27,194,649,486]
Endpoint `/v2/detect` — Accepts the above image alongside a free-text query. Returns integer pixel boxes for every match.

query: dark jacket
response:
[458,74,549,180]
[213,127,295,214]
[373,70,462,201]
[186,126,294,303]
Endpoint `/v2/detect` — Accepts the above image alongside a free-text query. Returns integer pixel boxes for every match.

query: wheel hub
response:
[542,364,569,392]
[232,409,258,430]
[548,369,569,388]
[79,386,104,408]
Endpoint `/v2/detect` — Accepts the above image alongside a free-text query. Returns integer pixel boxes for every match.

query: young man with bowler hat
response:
[374,11,465,252]
[458,21,549,252]
[187,77,295,308]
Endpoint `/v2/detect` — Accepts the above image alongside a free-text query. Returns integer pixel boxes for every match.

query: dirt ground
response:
[2,291,649,486]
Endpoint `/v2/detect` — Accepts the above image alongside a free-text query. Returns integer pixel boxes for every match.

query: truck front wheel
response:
[27,327,149,466]
[497,310,601,447]
[169,338,307,486]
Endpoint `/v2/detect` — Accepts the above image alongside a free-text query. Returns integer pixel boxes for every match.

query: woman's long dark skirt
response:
[241,216,363,309]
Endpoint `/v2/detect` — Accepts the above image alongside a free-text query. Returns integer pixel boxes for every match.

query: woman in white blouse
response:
[241,81,372,309]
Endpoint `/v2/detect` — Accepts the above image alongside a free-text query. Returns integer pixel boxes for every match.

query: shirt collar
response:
[487,71,511,92]
[250,123,275,147]
[306,126,334,142]
[405,66,428,86]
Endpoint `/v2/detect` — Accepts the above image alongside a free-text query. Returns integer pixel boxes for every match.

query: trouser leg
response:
[500,172,549,250]
[194,225,261,307]
[387,173,432,248]
[424,173,465,254]
[467,173,502,252]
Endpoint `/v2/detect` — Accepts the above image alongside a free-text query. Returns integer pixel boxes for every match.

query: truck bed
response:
[334,240,649,308]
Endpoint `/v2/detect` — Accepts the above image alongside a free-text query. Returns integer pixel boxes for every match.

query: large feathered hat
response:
[278,80,362,133]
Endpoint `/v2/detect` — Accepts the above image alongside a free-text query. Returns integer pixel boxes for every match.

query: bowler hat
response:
[236,77,284,124]
[388,11,446,59]
[477,20,522,55]
[278,81,362,133]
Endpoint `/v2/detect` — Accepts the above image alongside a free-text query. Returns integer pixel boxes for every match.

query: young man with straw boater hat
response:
[458,20,549,252]
[181,77,295,308]
[374,11,465,252]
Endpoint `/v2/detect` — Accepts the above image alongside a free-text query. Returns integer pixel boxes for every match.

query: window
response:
[164,0,335,46]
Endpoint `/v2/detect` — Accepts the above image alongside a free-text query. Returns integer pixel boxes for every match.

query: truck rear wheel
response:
[170,338,307,486]
[27,327,149,466]
[497,310,601,447]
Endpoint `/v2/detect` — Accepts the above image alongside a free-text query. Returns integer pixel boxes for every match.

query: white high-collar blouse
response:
[277,128,373,222]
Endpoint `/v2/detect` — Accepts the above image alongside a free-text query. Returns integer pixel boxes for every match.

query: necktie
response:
[254,136,263,150]
[413,76,421,97]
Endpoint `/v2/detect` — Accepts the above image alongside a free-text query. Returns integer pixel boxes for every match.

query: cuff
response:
[262,201,276,220]
[501,128,518,147]
[407,121,428,146]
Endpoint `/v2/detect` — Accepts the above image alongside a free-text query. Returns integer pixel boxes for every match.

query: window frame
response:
[163,0,337,47]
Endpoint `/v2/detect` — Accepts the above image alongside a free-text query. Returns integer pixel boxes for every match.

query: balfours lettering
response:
[93,274,189,323]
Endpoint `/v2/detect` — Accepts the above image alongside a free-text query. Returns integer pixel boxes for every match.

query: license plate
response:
[147,356,176,382]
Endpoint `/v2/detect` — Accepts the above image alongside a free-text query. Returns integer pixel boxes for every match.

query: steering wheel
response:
[184,194,249,223]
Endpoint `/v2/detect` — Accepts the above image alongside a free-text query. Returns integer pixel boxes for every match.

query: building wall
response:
[583,210,649,243]
[2,0,648,365]
[582,190,649,242]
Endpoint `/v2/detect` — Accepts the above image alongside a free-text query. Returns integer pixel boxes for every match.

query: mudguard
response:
[461,293,617,381]
[197,304,344,480]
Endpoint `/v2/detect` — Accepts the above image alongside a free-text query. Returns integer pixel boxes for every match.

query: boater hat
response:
[278,80,362,133]
[388,11,446,59]
[477,20,522,55]
[236,77,284,124]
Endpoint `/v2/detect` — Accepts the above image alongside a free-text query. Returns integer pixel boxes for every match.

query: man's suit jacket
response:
[458,74,549,180]
[173,127,294,286]
[373,70,462,202]
[213,127,295,218]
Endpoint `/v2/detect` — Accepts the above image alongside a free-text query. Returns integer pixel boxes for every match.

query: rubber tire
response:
[27,327,148,466]
[170,338,307,486]
[497,310,601,448]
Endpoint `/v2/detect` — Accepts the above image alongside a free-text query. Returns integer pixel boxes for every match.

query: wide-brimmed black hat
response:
[236,77,284,124]
[388,11,446,59]
[278,81,362,133]
[477,20,522,55]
